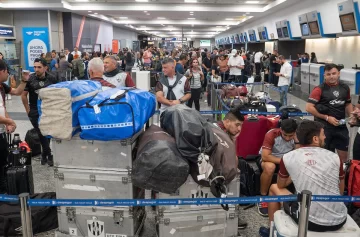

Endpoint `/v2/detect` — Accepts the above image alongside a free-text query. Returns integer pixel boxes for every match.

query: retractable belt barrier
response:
[154,110,312,116]
[0,194,358,206]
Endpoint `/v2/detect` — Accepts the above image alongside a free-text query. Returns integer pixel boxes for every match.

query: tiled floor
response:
[4,85,350,237]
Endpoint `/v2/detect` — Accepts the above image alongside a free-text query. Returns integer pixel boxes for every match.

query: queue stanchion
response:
[297,190,312,237]
[211,82,216,120]
[19,193,33,237]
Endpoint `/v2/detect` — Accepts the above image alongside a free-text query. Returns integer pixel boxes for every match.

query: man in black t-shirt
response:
[269,50,278,85]
[21,58,58,166]
[306,64,354,163]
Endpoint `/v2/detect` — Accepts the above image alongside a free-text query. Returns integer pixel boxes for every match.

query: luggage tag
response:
[93,104,101,114]
[197,153,213,181]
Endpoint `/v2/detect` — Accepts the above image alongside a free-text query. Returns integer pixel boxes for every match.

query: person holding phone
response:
[185,58,204,111]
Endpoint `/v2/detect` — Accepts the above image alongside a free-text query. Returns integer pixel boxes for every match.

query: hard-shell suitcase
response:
[6,166,34,195]
[53,131,142,170]
[236,115,269,159]
[157,207,238,237]
[54,166,144,200]
[56,206,145,237]
[155,174,240,212]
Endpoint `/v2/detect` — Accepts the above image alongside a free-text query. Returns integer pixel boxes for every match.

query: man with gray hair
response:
[274,55,292,106]
[88,58,116,90]
[103,55,135,87]
[155,57,191,114]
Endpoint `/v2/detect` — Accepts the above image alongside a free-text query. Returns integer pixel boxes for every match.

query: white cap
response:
[228,49,238,57]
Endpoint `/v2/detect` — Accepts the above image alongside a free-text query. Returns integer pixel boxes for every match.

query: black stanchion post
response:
[298,190,312,237]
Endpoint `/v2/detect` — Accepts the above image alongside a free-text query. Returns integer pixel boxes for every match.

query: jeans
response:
[269,67,275,84]
[29,114,51,157]
[187,88,202,111]
[278,85,289,106]
[255,63,261,75]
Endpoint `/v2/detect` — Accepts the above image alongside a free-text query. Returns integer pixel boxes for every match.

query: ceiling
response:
[0,0,295,39]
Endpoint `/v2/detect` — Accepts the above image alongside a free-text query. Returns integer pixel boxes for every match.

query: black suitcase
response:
[6,166,34,195]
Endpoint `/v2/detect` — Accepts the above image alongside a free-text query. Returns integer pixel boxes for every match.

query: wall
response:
[113,27,138,41]
[193,38,215,49]
[305,36,360,67]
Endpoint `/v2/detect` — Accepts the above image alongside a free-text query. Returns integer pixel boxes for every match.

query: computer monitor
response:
[340,13,357,31]
[258,32,263,40]
[277,28,283,38]
[282,27,289,38]
[262,31,267,40]
[308,21,320,35]
[301,23,310,36]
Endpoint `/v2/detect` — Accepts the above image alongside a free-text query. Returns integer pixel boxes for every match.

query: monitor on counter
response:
[262,31,267,40]
[282,27,289,38]
[308,21,320,35]
[200,40,211,47]
[277,28,283,38]
[0,25,15,39]
[301,23,310,36]
[340,13,357,31]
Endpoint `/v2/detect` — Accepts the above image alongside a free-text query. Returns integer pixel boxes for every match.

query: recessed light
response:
[225,18,234,20]
[190,13,194,15]
[75,0,89,2]
[184,0,197,2]
[158,17,166,19]
[188,18,196,20]
[135,0,149,2]
[245,1,259,3]
[144,11,147,12]
[119,17,128,19]
[88,11,92,13]
[146,13,150,15]
[190,12,193,13]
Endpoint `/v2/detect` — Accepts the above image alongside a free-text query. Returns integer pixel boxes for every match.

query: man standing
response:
[103,56,135,87]
[269,50,278,85]
[155,58,191,114]
[72,47,81,58]
[259,120,347,237]
[64,48,73,63]
[254,50,264,76]
[175,54,188,75]
[88,58,116,90]
[274,55,292,106]
[227,49,245,83]
[143,47,153,67]
[21,58,58,166]
[306,64,353,163]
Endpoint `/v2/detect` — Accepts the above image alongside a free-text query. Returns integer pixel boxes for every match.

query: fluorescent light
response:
[190,13,194,15]
[144,11,147,12]
[157,17,166,19]
[119,17,128,19]
[185,0,197,2]
[225,18,234,20]
[188,18,195,20]
[140,26,146,28]
[245,1,259,3]
[146,13,150,15]
[75,0,89,2]
[135,0,148,2]
[216,26,222,27]
[190,12,193,13]
[94,12,98,14]
[161,24,165,26]
[88,11,92,12]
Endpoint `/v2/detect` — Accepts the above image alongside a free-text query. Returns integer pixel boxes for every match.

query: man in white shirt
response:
[259,120,347,237]
[227,49,244,83]
[274,55,292,106]
[72,47,82,58]
[254,50,264,76]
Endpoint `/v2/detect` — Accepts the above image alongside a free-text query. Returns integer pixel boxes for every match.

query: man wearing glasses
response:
[21,58,58,167]
[0,60,29,192]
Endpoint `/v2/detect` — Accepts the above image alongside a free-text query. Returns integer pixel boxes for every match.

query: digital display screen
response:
[0,26,15,39]
[235,34,239,43]
[244,33,248,42]
[258,32,263,40]
[340,13,357,31]
[200,40,211,47]
[250,34,256,41]
[277,28,283,38]
[240,33,243,43]
[231,36,235,43]
[309,21,320,35]
[262,31,267,40]
[282,27,289,38]
[301,23,310,36]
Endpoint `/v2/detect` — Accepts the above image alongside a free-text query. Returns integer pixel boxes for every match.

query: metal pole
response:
[297,190,312,237]
[211,82,216,120]
[182,27,184,48]
[19,193,33,237]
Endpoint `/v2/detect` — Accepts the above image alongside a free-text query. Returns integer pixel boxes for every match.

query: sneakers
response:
[238,219,248,230]
[47,154,54,167]
[41,155,47,165]
[257,202,269,217]
[259,226,270,237]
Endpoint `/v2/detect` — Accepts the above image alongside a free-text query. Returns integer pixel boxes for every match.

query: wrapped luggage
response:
[37,80,102,140]
[132,125,189,194]
[78,87,156,141]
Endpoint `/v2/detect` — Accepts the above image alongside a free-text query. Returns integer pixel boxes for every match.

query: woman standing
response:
[217,54,229,82]
[185,58,204,111]
[125,52,135,72]
[310,52,318,63]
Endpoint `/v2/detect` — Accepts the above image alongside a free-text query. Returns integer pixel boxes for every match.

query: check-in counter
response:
[340,69,360,95]
[300,63,311,95]
[135,71,151,91]
[309,64,325,93]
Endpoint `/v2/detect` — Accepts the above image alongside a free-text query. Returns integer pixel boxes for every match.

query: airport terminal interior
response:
[1,0,360,237]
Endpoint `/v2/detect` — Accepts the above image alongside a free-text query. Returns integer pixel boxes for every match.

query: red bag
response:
[348,160,360,207]
[237,86,248,96]
[267,116,280,130]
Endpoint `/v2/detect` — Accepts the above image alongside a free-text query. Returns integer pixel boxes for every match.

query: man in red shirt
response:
[216,106,245,142]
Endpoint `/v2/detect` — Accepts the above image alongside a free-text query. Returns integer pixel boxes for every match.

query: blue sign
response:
[22,27,50,71]
[0,26,15,38]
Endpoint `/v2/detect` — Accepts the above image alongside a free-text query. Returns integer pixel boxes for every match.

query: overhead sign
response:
[200,39,211,47]
[0,25,15,39]
[22,27,50,71]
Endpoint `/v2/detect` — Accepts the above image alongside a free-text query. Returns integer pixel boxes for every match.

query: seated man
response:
[215,106,245,142]
[258,119,298,217]
[259,120,347,237]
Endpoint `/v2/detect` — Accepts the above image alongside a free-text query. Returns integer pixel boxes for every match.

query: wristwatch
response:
[179,98,185,104]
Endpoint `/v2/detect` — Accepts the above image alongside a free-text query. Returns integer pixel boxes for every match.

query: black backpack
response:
[238,158,260,196]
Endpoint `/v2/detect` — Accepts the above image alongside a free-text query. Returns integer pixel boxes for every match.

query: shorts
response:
[324,126,349,152]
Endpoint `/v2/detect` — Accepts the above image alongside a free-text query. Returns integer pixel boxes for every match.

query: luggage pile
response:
[133,105,240,237]
[38,82,157,237]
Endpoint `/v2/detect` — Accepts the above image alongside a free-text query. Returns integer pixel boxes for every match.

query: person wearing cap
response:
[21,58,58,167]
[227,49,245,83]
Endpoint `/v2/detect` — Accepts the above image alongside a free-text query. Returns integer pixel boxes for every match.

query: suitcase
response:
[156,174,240,212]
[56,206,145,237]
[236,115,269,159]
[54,166,144,200]
[157,207,238,237]
[52,131,142,170]
[6,166,34,195]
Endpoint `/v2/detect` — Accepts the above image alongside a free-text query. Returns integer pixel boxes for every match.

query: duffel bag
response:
[78,87,156,141]
[38,80,102,140]
[133,125,189,194]
[0,192,58,236]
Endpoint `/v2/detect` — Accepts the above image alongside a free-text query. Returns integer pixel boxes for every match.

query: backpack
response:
[72,59,85,78]
[159,73,183,101]
[348,160,360,208]
[238,158,260,196]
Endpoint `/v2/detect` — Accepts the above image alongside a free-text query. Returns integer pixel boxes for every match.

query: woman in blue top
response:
[50,51,58,71]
